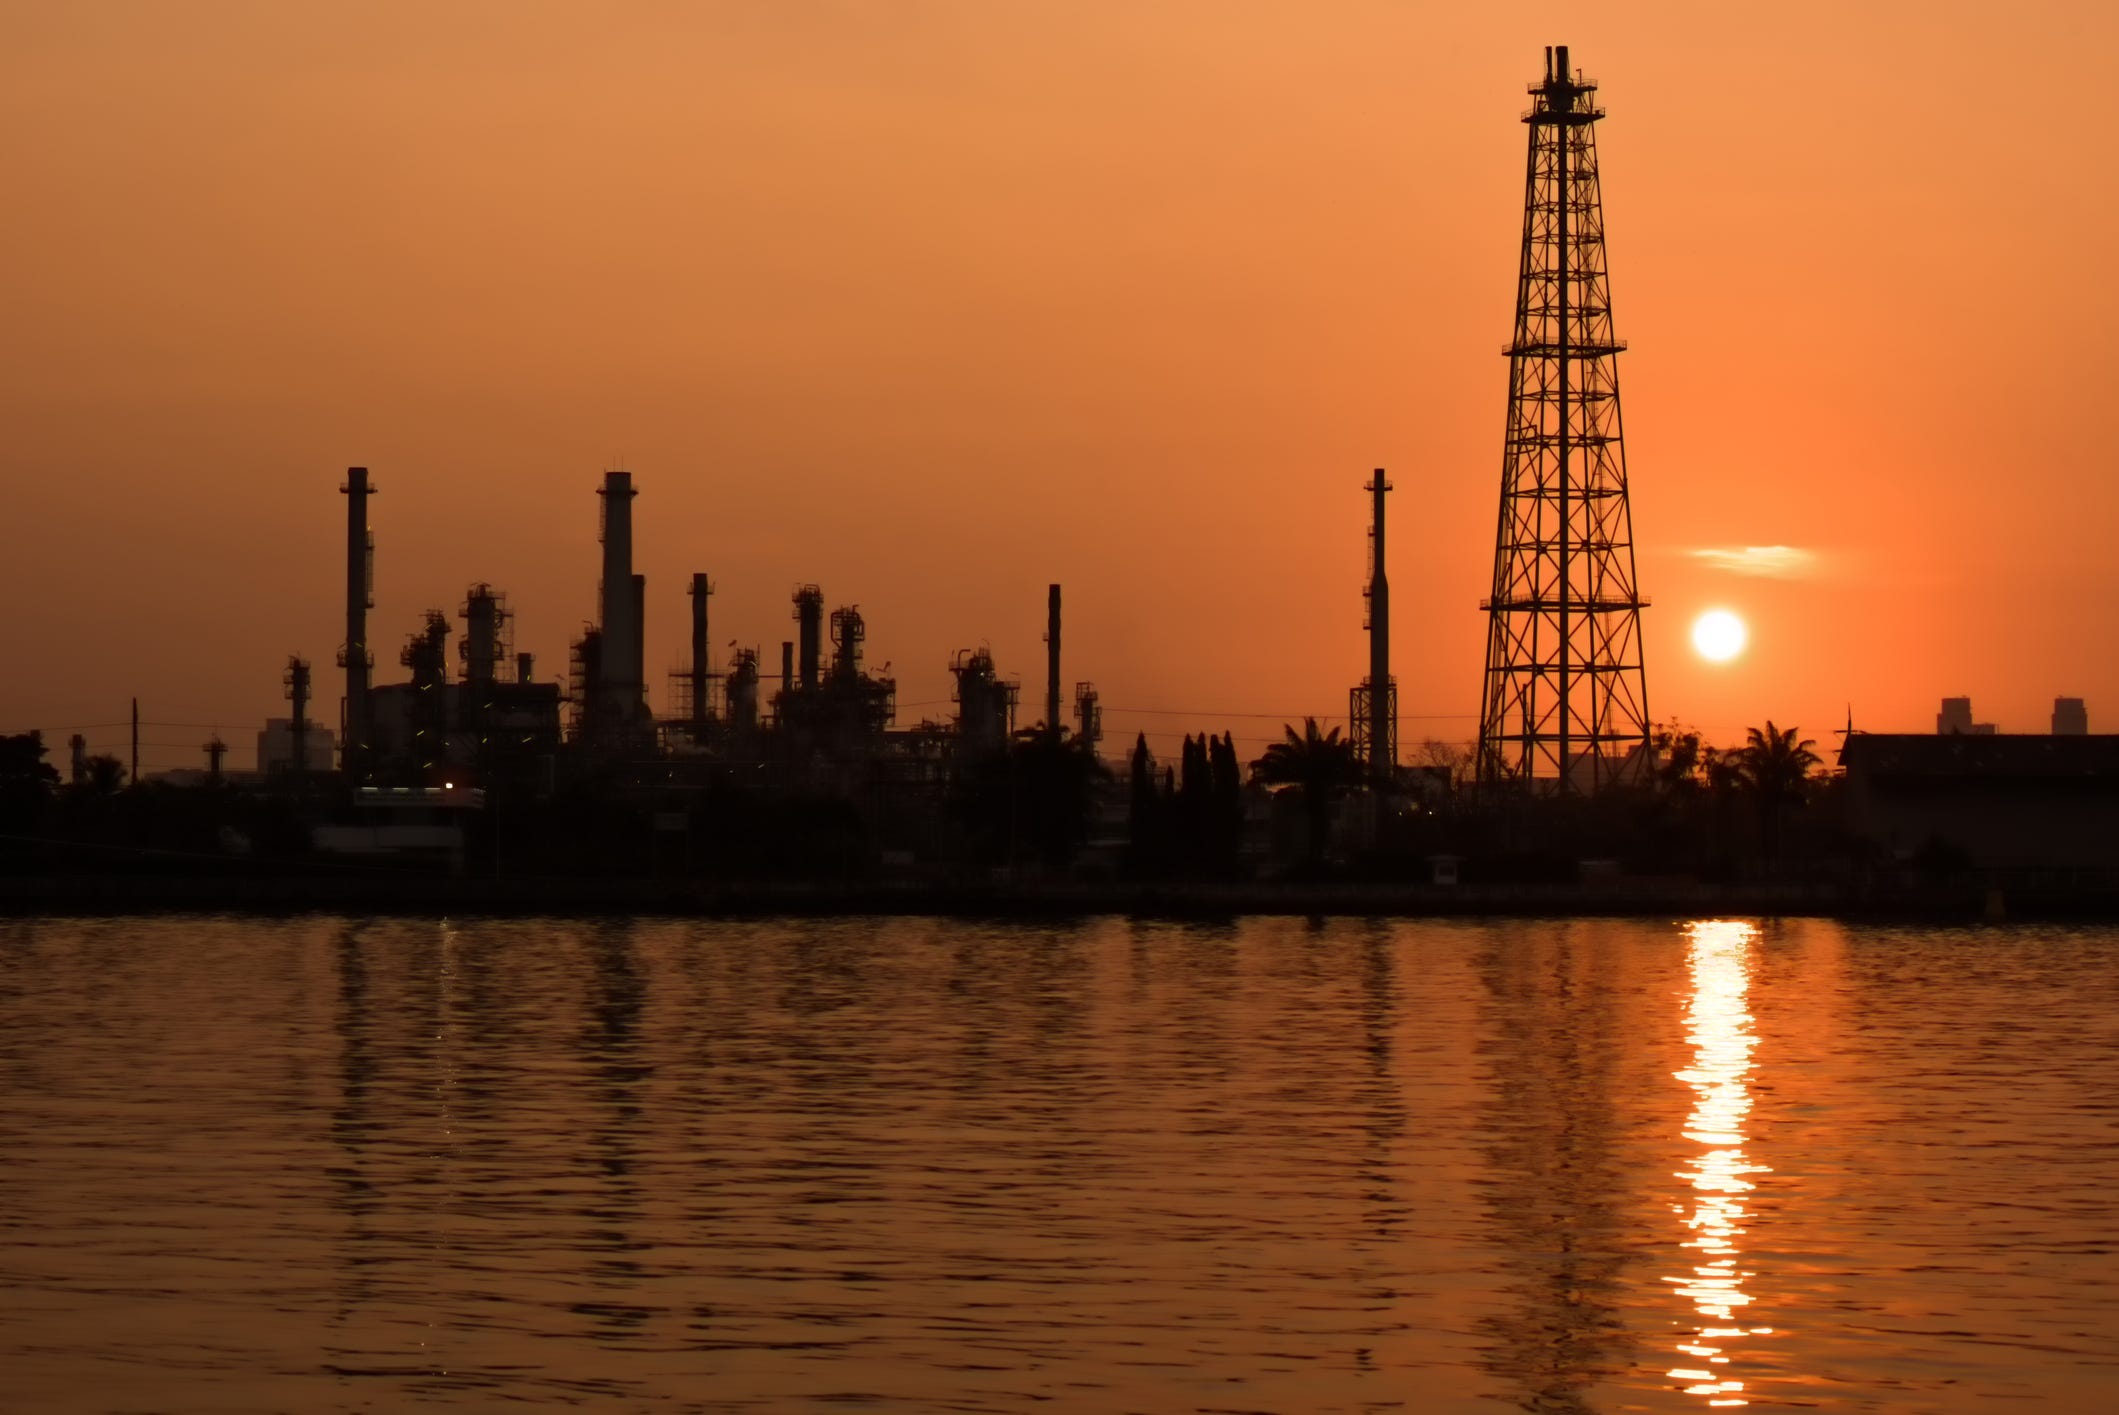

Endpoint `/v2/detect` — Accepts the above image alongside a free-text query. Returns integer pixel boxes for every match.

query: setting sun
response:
[1692,610,1748,663]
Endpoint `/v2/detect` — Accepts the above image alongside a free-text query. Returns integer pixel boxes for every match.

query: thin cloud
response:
[1686,545,1818,579]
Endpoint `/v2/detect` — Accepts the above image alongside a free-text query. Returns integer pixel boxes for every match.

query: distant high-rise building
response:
[2053,697,2088,735]
[1938,698,1974,734]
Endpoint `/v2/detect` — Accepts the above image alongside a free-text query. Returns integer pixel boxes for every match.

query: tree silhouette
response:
[0,731,61,832]
[1649,722,1706,794]
[1251,718,1359,865]
[1739,720,1820,860]
[80,754,128,797]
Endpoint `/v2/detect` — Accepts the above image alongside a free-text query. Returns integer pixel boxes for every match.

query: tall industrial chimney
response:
[780,640,795,705]
[688,573,713,728]
[794,586,824,691]
[1045,584,1062,741]
[1366,470,1394,784]
[340,467,374,780]
[597,471,643,723]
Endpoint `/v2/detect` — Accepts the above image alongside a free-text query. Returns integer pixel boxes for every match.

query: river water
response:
[0,916,2113,1412]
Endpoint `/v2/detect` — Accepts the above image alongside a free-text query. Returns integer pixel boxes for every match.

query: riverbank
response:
[0,872,2086,921]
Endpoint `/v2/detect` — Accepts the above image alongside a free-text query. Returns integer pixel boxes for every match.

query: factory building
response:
[1841,733,2119,873]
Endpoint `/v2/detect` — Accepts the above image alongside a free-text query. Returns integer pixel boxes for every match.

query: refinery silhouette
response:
[2,45,2113,918]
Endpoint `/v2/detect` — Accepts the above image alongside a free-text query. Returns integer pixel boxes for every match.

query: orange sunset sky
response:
[4,2,2116,771]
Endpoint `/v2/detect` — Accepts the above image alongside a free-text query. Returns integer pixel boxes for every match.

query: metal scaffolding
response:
[1477,44,1651,794]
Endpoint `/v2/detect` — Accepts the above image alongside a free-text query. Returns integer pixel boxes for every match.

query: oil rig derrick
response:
[1476,44,1650,794]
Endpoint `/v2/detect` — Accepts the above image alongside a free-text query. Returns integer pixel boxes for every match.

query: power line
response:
[1099,706,1479,721]
[2,721,241,734]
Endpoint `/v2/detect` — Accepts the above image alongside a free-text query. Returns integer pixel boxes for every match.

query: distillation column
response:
[794,587,824,691]
[597,472,645,728]
[286,655,311,778]
[1045,584,1062,741]
[1366,472,1394,783]
[340,467,374,780]
[689,572,713,729]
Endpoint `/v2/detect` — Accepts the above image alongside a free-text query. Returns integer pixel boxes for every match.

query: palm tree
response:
[1739,720,1820,859]
[1251,718,1360,864]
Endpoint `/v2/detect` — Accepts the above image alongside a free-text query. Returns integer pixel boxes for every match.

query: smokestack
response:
[286,655,311,777]
[689,573,712,727]
[517,651,534,684]
[794,586,823,690]
[781,640,795,702]
[204,736,227,785]
[597,471,642,720]
[1045,584,1062,741]
[1367,470,1394,784]
[340,467,374,780]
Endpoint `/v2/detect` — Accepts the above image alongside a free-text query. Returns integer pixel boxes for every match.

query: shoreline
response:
[0,873,2081,922]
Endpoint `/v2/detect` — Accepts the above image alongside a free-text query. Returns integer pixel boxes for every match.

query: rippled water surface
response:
[2,915,2115,1412]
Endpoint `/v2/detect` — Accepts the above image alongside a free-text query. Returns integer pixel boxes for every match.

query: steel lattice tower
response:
[1476,45,1649,794]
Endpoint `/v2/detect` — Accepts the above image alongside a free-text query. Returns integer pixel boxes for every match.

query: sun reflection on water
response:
[1668,919,1772,1406]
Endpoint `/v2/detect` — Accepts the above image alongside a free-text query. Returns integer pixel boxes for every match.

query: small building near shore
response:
[1839,733,2119,870]
[313,784,484,869]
